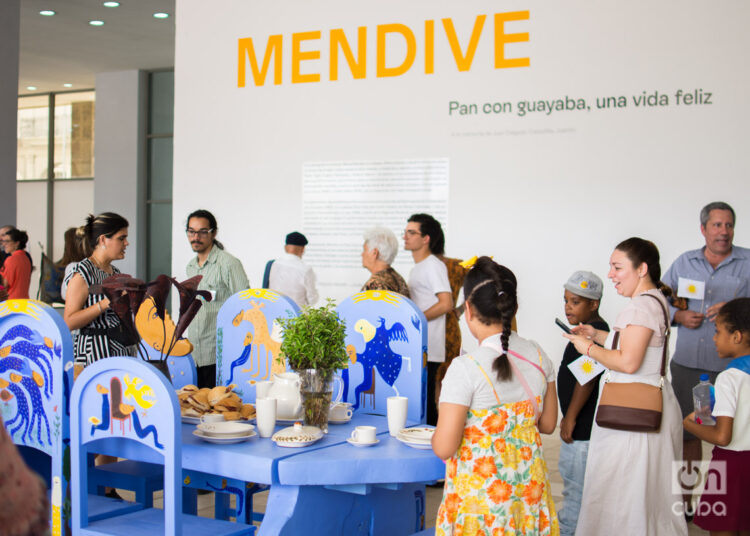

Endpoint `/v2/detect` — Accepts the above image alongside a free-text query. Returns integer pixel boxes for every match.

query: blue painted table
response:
[96,414,444,535]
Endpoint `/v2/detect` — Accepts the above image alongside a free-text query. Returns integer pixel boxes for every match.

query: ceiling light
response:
[103,1,120,6]
[39,10,56,16]
[63,83,73,88]
[89,20,105,26]
[27,86,38,91]
[153,12,169,19]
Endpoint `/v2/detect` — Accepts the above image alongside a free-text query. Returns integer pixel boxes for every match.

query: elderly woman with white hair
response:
[361,226,410,297]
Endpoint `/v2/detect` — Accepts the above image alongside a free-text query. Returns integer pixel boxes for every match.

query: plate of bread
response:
[177,384,256,423]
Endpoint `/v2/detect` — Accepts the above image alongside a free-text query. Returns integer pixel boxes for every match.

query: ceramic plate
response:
[396,436,433,450]
[398,427,435,442]
[327,416,352,424]
[197,421,255,438]
[272,423,323,448]
[192,429,256,444]
[346,438,379,448]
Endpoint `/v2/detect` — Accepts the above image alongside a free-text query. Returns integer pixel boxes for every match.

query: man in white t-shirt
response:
[405,213,452,424]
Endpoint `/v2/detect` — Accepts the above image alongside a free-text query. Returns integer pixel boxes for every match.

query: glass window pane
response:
[148,137,173,201]
[54,91,95,179]
[17,95,50,180]
[147,202,173,281]
[149,71,174,135]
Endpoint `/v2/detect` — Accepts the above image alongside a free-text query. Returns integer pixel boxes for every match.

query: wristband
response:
[97,302,103,314]
[586,342,594,357]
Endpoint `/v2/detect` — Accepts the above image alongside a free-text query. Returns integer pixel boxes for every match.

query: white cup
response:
[350,425,376,444]
[256,397,277,438]
[387,396,408,437]
[199,413,225,424]
[329,402,353,420]
[256,381,273,400]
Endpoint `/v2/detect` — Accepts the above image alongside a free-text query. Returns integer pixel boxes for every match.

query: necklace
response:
[89,255,112,274]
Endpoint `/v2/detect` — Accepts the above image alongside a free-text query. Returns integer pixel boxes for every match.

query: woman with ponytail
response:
[564,238,687,535]
[432,256,559,535]
[63,212,132,365]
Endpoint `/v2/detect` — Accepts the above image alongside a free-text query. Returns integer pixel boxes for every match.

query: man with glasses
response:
[404,213,452,425]
[185,209,249,388]
[0,225,15,270]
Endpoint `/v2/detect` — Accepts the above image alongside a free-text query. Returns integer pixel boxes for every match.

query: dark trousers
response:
[197,364,216,389]
[427,361,441,425]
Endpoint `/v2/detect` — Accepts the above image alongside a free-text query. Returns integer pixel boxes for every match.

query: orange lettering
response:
[292,31,321,84]
[424,20,435,74]
[442,15,486,72]
[376,24,416,78]
[330,27,367,81]
[238,35,283,87]
[494,11,530,69]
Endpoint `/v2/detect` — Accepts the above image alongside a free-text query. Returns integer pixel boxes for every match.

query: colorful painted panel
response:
[216,289,300,402]
[336,290,427,423]
[75,358,178,453]
[0,299,74,535]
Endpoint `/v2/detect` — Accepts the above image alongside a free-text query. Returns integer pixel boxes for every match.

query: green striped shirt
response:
[186,245,250,368]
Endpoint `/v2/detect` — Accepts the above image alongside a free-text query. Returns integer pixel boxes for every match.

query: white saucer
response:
[346,438,379,448]
[193,429,256,444]
[327,416,352,424]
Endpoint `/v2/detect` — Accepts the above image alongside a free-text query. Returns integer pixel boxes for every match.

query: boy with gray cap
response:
[556,271,609,536]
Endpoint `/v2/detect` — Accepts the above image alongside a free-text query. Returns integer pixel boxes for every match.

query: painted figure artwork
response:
[337,290,427,424]
[216,289,299,402]
[0,299,74,535]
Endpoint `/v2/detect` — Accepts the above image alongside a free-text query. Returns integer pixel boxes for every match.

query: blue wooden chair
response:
[0,299,141,535]
[216,288,299,403]
[336,290,428,424]
[71,356,254,535]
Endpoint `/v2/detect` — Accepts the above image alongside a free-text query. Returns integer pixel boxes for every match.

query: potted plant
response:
[277,300,348,432]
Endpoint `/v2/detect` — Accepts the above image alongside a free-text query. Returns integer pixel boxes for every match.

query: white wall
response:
[173,0,750,364]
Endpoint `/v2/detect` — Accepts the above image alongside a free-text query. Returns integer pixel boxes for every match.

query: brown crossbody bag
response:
[594,293,669,433]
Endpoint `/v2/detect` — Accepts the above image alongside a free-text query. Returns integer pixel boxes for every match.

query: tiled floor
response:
[120,429,708,534]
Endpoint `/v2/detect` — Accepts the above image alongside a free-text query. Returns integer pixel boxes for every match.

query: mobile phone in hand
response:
[555,317,572,334]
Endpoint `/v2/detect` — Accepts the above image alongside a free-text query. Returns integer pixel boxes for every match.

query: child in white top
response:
[431,256,559,536]
[683,297,750,535]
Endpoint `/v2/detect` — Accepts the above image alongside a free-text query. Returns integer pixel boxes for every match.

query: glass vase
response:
[298,369,333,433]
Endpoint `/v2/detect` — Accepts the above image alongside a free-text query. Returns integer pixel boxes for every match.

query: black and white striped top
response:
[63,258,131,365]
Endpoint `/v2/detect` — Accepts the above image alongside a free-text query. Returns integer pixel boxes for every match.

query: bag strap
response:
[466,355,501,405]
[507,349,546,378]
[261,259,275,289]
[611,293,670,378]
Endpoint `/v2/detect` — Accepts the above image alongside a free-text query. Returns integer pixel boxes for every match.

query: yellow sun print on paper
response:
[580,358,596,375]
[687,284,696,294]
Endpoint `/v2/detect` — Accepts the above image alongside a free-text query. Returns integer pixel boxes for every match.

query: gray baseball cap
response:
[564,271,603,300]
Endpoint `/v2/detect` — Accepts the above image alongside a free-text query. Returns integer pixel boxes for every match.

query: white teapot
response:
[267,372,302,419]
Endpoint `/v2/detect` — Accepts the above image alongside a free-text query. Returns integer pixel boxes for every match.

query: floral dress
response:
[437,356,559,536]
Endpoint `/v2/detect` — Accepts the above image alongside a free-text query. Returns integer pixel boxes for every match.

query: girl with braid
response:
[432,256,559,536]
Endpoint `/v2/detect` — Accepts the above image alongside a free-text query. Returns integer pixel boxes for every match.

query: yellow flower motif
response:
[461,516,482,536]
[511,425,537,445]
[436,528,446,536]
[478,436,492,450]
[471,408,488,418]
[510,501,525,530]
[501,444,520,470]
[525,514,536,531]
[580,280,589,289]
[470,474,485,490]
[530,457,546,482]
[460,496,489,515]
[515,484,525,498]
[455,474,473,496]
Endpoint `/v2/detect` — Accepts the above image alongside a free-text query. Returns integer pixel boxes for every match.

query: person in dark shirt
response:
[557,271,609,536]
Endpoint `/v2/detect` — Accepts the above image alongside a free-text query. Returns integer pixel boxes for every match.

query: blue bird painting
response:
[351,317,407,410]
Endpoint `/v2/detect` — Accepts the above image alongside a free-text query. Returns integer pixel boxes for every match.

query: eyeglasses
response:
[403,229,423,237]
[186,228,214,238]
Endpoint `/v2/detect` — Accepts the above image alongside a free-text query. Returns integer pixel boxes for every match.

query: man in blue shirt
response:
[663,201,750,507]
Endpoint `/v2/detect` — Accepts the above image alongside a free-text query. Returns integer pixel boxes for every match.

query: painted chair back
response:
[216,289,299,402]
[71,357,181,534]
[336,290,427,423]
[0,299,73,534]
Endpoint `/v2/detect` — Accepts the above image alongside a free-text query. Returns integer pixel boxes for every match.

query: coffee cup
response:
[329,402,353,420]
[350,425,376,444]
[256,397,277,438]
[200,413,225,424]
[387,396,408,436]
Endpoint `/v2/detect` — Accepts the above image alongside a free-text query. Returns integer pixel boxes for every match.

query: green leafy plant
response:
[277,300,348,374]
